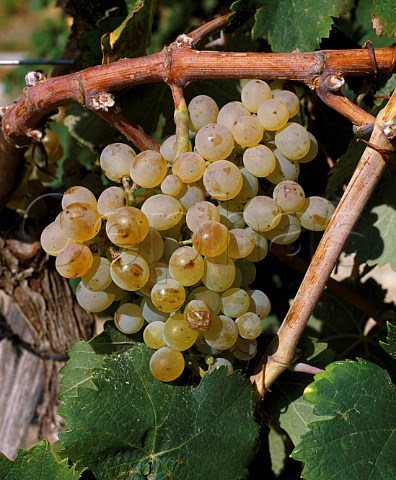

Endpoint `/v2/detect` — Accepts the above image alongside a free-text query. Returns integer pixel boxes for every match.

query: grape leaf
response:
[380,321,396,360]
[59,344,259,479]
[268,423,291,477]
[372,0,396,38]
[252,0,355,52]
[351,0,390,47]
[292,359,396,479]
[0,440,85,480]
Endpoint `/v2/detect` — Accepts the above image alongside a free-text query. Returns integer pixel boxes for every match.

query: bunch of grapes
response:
[40,79,335,382]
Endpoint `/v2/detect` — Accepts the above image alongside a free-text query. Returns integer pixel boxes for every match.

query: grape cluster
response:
[41,79,335,382]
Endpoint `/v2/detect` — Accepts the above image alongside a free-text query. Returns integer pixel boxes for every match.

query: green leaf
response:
[352,0,391,47]
[252,0,355,52]
[59,322,137,400]
[0,440,85,480]
[101,0,156,63]
[268,423,290,477]
[372,0,396,38]
[380,321,396,360]
[292,359,396,479]
[59,344,259,479]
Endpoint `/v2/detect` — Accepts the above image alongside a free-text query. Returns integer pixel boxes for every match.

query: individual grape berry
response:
[55,243,93,278]
[195,123,234,161]
[141,194,184,230]
[100,142,136,182]
[243,196,282,232]
[217,200,245,229]
[230,115,264,147]
[247,289,271,318]
[105,206,149,246]
[129,149,167,188]
[241,79,272,113]
[192,220,230,257]
[97,186,126,218]
[266,149,300,184]
[217,101,251,130]
[163,313,199,351]
[128,227,164,263]
[169,246,205,286]
[143,321,166,349]
[236,259,257,287]
[159,135,192,164]
[204,314,239,350]
[227,228,255,259]
[296,196,335,231]
[257,99,289,131]
[243,145,276,178]
[233,167,258,203]
[184,299,212,332]
[264,213,301,245]
[149,347,185,382]
[175,183,206,213]
[230,337,257,360]
[161,174,183,196]
[189,286,221,315]
[140,297,169,323]
[273,90,300,118]
[244,228,269,262]
[151,278,186,313]
[172,152,206,183]
[110,251,150,291]
[81,255,112,291]
[202,253,236,293]
[273,180,305,212]
[62,186,97,210]
[203,160,243,201]
[60,202,102,242]
[76,281,115,312]
[188,95,219,132]
[220,288,250,318]
[235,312,262,339]
[274,122,311,160]
[40,221,69,256]
[114,303,144,334]
[298,132,319,163]
[186,201,220,232]
[139,261,170,297]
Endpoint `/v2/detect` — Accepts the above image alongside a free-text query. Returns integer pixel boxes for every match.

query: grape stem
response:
[169,83,190,158]
[251,87,396,399]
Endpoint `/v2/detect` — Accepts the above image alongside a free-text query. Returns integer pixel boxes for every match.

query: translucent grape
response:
[230,337,257,360]
[264,213,301,245]
[106,206,149,246]
[231,265,243,288]
[247,289,271,318]
[76,281,115,312]
[188,95,219,132]
[266,149,300,184]
[160,135,192,164]
[141,194,184,230]
[231,115,264,147]
[235,312,262,339]
[143,321,166,349]
[161,174,183,196]
[110,251,150,291]
[243,145,276,177]
[227,228,255,259]
[62,186,97,209]
[244,228,269,262]
[151,278,186,313]
[192,221,230,257]
[55,243,93,278]
[217,101,251,130]
[97,186,126,218]
[186,201,220,232]
[169,246,204,286]
[220,288,250,318]
[128,227,164,263]
[217,200,245,229]
[140,297,169,323]
[60,202,101,242]
[129,150,167,188]
[114,303,144,334]
[175,183,206,213]
[172,152,206,183]
[202,253,236,292]
[150,347,185,382]
[241,79,272,113]
[40,221,69,256]
[298,132,319,163]
[275,122,310,160]
[233,167,259,203]
[273,90,300,118]
[257,99,289,131]
[296,196,335,231]
[236,259,257,287]
[195,123,234,161]
[81,255,112,291]
[204,314,238,350]
[160,237,180,263]
[243,196,282,232]
[189,286,221,315]
[100,142,136,182]
[140,262,170,297]
[203,160,243,201]
[273,180,305,212]
[163,313,199,351]
[184,299,212,332]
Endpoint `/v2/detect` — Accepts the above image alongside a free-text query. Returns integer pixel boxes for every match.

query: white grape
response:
[100,143,136,182]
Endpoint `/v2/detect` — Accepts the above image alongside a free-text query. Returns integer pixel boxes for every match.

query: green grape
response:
[243,196,282,232]
[243,145,276,178]
[163,313,199,351]
[264,213,301,245]
[55,243,93,278]
[129,149,167,188]
[204,314,238,350]
[40,221,70,256]
[273,180,305,212]
[149,347,185,382]
[274,122,310,160]
[296,196,335,231]
[189,286,221,315]
[257,99,289,131]
[62,186,97,210]
[266,149,300,184]
[143,321,166,349]
[60,202,101,242]
[81,255,112,291]
[195,123,234,161]
[203,160,243,201]
[186,201,220,232]
[128,227,164,263]
[230,337,257,360]
[151,278,186,313]
[231,265,243,288]
[220,288,250,318]
[110,251,150,291]
[217,101,251,130]
[140,261,170,297]
[140,297,169,323]
[273,90,300,118]
[172,152,206,183]
[175,183,206,213]
[76,281,115,312]
[202,253,236,293]
[184,299,212,332]
[114,303,144,334]
[247,289,271,318]
[236,259,257,287]
[217,200,245,229]
[241,79,272,113]
[106,206,149,246]
[141,194,184,230]
[233,167,259,203]
[231,115,264,147]
[100,142,136,182]
[160,135,192,164]
[208,357,234,374]
[161,174,183,196]
[227,228,255,259]
[298,132,319,163]
[235,312,262,339]
[192,220,230,257]
[188,95,219,132]
[97,186,126,218]
[169,246,204,286]
[244,228,268,262]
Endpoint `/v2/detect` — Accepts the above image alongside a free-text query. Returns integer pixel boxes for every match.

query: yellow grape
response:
[149,347,185,382]
[55,243,93,278]
[163,313,199,351]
